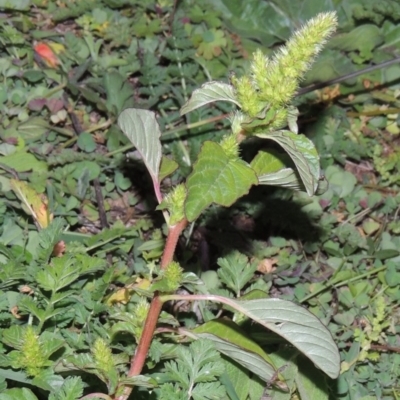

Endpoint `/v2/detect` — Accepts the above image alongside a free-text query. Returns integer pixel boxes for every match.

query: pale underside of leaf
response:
[256,131,320,196]
[195,333,277,382]
[233,298,340,379]
[258,168,303,189]
[118,109,162,182]
[180,81,240,116]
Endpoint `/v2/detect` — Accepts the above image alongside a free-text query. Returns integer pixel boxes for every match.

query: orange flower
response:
[34,42,59,68]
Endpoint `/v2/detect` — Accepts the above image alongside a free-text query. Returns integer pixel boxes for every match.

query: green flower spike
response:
[254,12,338,107]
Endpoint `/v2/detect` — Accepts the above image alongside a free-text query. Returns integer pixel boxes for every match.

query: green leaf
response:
[0,388,39,400]
[118,109,162,184]
[118,375,158,388]
[217,251,258,295]
[1,151,47,173]
[31,369,65,392]
[77,132,96,153]
[185,141,258,221]
[328,24,383,59]
[250,150,309,191]
[255,131,320,196]
[0,0,30,10]
[2,325,24,349]
[104,71,135,115]
[294,358,329,400]
[230,298,340,379]
[193,319,278,382]
[180,81,239,115]
[48,376,84,400]
[250,150,287,176]
[35,255,80,293]
[159,156,179,181]
[0,368,32,386]
[18,117,49,140]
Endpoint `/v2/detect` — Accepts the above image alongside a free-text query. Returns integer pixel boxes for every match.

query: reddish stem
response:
[116,219,188,400]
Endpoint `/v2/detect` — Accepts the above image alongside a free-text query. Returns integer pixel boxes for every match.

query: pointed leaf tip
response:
[180,81,240,116]
[118,108,163,182]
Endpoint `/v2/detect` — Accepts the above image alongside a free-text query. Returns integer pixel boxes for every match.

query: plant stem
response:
[116,218,188,400]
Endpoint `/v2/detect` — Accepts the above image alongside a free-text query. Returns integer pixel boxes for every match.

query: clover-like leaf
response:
[118,108,162,189]
[180,81,240,116]
[255,131,320,195]
[185,141,258,221]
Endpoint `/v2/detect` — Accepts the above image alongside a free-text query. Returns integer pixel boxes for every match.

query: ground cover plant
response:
[1,1,400,400]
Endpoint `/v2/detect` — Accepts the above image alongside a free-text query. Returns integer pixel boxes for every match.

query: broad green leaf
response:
[328,24,383,59]
[230,298,340,379]
[1,151,47,173]
[31,369,65,392]
[0,368,32,386]
[17,117,49,140]
[193,319,278,382]
[118,108,162,183]
[2,325,24,349]
[180,81,240,116]
[185,141,258,221]
[159,156,179,181]
[211,0,292,48]
[255,131,320,196]
[295,357,329,400]
[1,388,38,400]
[250,150,287,176]
[0,0,30,10]
[48,376,84,400]
[104,71,135,115]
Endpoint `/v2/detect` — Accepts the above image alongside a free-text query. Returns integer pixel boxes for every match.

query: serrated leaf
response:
[185,141,258,221]
[255,131,320,195]
[31,369,65,392]
[118,109,162,184]
[48,376,84,400]
[230,298,340,379]
[180,81,240,115]
[2,325,24,349]
[193,319,278,383]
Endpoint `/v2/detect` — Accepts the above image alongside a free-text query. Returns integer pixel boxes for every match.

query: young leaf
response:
[185,141,258,221]
[48,376,84,400]
[255,131,320,195]
[180,81,240,116]
[118,108,162,185]
[217,252,258,295]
